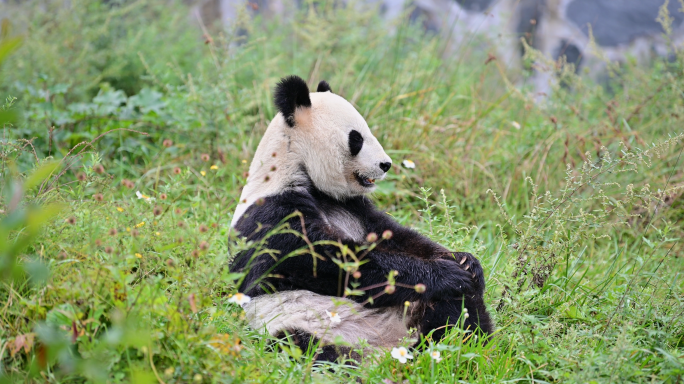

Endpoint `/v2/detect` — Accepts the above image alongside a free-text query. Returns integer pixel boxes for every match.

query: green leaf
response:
[24,161,60,191]
[0,110,17,125]
[128,88,165,114]
[0,36,22,64]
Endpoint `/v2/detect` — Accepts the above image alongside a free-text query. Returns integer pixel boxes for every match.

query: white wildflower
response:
[391,347,413,364]
[511,121,521,130]
[326,310,341,324]
[228,293,251,306]
[430,351,442,362]
[136,191,156,202]
[401,159,416,169]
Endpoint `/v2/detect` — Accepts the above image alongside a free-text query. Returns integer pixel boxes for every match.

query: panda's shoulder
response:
[234,189,322,233]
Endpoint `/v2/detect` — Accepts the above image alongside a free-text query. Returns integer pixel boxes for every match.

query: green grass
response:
[1,0,683,382]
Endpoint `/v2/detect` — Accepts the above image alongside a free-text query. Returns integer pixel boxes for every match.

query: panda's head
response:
[274,75,392,197]
[232,76,392,225]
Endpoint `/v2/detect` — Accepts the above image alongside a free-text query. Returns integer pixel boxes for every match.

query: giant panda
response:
[229,75,493,362]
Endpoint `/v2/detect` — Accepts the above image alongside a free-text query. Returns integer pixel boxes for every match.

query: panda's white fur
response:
[243,291,414,348]
[230,90,392,229]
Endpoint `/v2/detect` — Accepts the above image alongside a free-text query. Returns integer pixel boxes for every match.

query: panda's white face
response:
[300,92,392,198]
[231,83,392,227]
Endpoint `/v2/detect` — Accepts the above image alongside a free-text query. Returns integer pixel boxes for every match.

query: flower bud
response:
[382,230,393,240]
[366,232,378,243]
[415,284,426,293]
[384,285,396,294]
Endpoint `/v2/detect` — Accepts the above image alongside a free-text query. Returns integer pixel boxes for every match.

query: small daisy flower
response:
[136,191,155,202]
[135,221,145,228]
[229,293,251,306]
[116,207,124,212]
[430,351,442,362]
[210,165,219,170]
[135,253,142,259]
[391,347,413,364]
[401,159,415,169]
[200,171,206,176]
[326,310,342,324]
[511,121,521,130]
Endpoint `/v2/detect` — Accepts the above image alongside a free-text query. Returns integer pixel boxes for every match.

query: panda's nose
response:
[379,162,392,173]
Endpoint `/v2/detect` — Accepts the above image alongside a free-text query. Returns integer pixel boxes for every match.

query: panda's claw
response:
[464,264,470,271]
[460,257,467,265]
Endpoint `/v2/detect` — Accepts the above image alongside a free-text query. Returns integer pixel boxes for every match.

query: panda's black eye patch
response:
[348,130,364,156]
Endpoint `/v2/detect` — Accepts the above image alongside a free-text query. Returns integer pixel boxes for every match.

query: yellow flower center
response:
[399,349,406,356]
[330,312,337,317]
[235,293,243,300]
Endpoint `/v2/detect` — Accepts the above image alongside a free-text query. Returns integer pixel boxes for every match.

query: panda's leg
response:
[419,294,493,343]
[275,329,354,363]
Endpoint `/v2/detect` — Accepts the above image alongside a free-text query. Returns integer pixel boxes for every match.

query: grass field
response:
[1,0,683,382]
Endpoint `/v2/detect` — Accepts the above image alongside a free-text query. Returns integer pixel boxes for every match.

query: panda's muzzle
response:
[353,171,376,187]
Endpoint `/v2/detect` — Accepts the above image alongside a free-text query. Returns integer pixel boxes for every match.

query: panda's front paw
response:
[450,252,485,294]
[430,259,477,298]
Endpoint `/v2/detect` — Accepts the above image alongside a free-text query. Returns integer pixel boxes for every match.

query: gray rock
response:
[567,0,684,47]
[454,0,495,12]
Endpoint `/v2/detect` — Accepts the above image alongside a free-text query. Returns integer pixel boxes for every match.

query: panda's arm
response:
[231,191,476,307]
[356,198,485,294]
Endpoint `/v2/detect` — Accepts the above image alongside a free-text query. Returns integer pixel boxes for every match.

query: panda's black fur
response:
[230,76,493,362]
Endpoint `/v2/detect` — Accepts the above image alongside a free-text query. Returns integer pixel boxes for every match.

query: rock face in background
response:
[566,0,684,47]
[528,0,684,95]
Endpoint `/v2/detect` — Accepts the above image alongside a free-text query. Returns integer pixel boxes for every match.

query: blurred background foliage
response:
[0,0,683,382]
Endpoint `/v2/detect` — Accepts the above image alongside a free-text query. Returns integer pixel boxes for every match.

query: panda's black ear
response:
[274,75,311,127]
[317,80,332,93]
